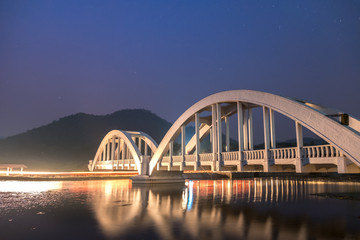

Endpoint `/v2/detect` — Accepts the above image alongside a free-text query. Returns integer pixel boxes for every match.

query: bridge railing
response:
[173,156,183,162]
[93,145,343,170]
[243,150,265,160]
[303,145,341,158]
[162,156,170,163]
[160,155,197,164]
[93,159,136,169]
[185,154,196,162]
[270,147,298,159]
[199,153,213,162]
[221,151,239,161]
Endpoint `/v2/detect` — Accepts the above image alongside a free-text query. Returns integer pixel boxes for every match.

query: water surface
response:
[1,178,360,240]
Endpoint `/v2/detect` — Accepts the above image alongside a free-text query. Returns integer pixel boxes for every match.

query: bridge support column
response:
[181,125,186,171]
[144,142,148,156]
[225,116,230,152]
[263,107,270,172]
[270,109,276,148]
[106,139,110,160]
[212,104,217,171]
[116,138,120,170]
[168,141,173,171]
[243,108,248,150]
[295,121,304,173]
[127,147,130,170]
[102,146,105,162]
[237,102,244,171]
[195,113,200,171]
[138,138,142,155]
[139,156,150,175]
[216,103,222,171]
[121,140,125,170]
[248,108,254,150]
[111,137,115,170]
[337,155,348,173]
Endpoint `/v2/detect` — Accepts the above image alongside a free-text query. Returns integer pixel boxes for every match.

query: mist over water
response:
[0,178,360,240]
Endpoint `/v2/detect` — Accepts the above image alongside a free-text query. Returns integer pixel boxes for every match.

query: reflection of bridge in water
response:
[89,90,360,175]
[89,179,360,240]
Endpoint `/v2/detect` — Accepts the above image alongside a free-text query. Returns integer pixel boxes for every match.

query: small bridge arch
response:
[89,130,158,174]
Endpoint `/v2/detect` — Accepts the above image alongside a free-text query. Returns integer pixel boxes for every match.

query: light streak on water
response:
[1,178,360,239]
[187,180,194,211]
[0,181,62,193]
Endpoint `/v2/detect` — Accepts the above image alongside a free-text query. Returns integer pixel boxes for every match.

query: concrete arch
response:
[126,131,159,154]
[91,130,142,173]
[149,90,360,175]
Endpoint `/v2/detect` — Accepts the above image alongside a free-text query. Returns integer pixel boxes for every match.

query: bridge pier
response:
[181,125,186,171]
[295,158,304,173]
[237,102,244,172]
[216,104,222,171]
[131,170,185,184]
[237,163,242,172]
[336,157,348,174]
[295,121,304,173]
[139,156,150,175]
[263,160,269,172]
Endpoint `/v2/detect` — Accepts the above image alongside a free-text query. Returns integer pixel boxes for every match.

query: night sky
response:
[1,0,360,138]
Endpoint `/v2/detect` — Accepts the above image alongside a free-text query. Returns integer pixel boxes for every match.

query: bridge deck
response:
[91,144,357,173]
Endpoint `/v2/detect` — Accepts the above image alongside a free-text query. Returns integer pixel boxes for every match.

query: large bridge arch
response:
[149,90,360,175]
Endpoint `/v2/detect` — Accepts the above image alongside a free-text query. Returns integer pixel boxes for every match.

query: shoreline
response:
[184,171,360,181]
[0,171,137,181]
[1,171,360,181]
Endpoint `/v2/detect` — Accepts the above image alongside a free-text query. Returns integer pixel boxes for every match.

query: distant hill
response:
[0,109,172,171]
[0,109,328,171]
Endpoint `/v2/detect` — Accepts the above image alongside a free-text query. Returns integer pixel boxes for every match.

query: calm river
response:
[1,178,360,240]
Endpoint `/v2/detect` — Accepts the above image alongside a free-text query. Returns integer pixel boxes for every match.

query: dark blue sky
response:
[1,0,360,138]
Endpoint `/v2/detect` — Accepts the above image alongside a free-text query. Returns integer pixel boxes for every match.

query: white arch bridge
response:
[89,90,360,175]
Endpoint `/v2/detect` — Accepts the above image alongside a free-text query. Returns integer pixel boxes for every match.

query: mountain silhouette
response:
[0,109,326,172]
[0,109,171,171]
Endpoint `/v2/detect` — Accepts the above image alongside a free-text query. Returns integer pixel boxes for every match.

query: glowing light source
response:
[0,181,62,193]
[0,170,137,176]
[187,181,194,211]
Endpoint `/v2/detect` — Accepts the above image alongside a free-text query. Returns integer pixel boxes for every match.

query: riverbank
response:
[0,171,137,181]
[1,171,360,181]
[184,171,360,181]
